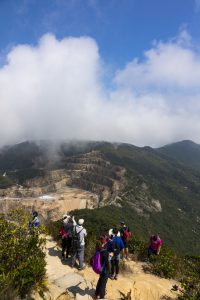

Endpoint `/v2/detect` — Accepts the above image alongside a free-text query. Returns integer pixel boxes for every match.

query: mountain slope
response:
[0,140,200,255]
[157,140,200,170]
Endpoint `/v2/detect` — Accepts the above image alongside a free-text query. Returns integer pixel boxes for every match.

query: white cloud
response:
[0,31,200,147]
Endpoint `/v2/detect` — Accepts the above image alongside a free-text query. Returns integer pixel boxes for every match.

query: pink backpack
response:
[92,251,102,274]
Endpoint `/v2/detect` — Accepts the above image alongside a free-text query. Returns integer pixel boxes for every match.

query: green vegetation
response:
[96,142,200,255]
[178,256,200,300]
[0,175,14,188]
[157,140,200,171]
[0,209,46,299]
[144,247,177,279]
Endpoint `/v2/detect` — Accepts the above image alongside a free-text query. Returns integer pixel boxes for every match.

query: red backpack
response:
[122,227,132,241]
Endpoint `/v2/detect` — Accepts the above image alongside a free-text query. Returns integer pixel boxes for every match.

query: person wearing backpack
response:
[93,241,110,299]
[120,221,131,260]
[59,214,71,261]
[64,215,75,259]
[71,218,87,270]
[107,228,124,280]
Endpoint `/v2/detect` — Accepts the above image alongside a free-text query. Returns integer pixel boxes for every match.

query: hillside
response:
[157,140,200,171]
[0,140,200,255]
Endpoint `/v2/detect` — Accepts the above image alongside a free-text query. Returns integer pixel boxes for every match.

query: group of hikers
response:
[28,211,162,299]
[58,213,163,299]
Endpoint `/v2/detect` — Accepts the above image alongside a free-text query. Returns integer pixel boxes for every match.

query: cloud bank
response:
[0,31,200,147]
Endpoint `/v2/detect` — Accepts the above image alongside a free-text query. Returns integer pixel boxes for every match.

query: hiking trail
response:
[32,235,179,300]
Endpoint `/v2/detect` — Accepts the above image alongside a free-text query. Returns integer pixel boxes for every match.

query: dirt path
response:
[32,236,179,300]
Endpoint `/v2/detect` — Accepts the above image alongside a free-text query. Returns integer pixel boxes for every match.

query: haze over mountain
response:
[0,139,200,255]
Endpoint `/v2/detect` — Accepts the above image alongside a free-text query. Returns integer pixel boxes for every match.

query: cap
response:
[78,219,84,225]
[63,214,68,219]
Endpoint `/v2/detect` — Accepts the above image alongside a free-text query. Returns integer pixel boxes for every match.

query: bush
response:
[0,209,46,298]
[146,247,177,279]
[129,236,147,260]
[178,256,200,300]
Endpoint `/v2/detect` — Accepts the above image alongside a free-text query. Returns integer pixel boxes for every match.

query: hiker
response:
[94,241,110,299]
[63,215,75,258]
[29,211,40,227]
[59,214,71,261]
[107,228,124,280]
[71,218,87,270]
[120,221,131,260]
[100,232,109,246]
[148,234,162,257]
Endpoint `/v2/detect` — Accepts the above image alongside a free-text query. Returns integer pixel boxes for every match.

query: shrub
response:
[129,236,147,260]
[178,256,200,300]
[0,209,46,298]
[146,247,176,279]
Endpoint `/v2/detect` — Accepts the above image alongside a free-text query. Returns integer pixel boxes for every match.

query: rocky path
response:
[32,236,179,300]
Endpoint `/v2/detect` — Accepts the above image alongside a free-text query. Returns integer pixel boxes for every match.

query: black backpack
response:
[112,240,120,257]
[72,226,84,249]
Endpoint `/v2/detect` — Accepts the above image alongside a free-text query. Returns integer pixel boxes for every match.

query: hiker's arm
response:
[157,244,162,255]
[157,247,161,255]
[72,216,77,226]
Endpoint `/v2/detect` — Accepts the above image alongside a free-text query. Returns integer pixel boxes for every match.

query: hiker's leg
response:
[61,239,65,258]
[111,259,115,275]
[121,248,125,258]
[95,274,102,297]
[115,259,120,275]
[148,247,154,258]
[123,240,129,258]
[71,248,77,266]
[125,247,129,258]
[66,238,72,258]
[77,245,85,268]
[61,239,67,258]
[99,274,108,299]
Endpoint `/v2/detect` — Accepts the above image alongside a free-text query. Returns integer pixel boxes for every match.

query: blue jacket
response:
[107,236,124,252]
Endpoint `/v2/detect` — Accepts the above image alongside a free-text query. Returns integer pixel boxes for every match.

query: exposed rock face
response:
[0,149,162,221]
[120,179,162,218]
[0,151,126,220]
[0,188,98,222]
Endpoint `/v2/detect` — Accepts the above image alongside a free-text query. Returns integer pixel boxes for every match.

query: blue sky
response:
[0,0,200,147]
[1,0,199,66]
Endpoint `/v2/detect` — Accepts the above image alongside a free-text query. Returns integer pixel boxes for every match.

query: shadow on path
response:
[48,246,61,257]
[68,282,95,298]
